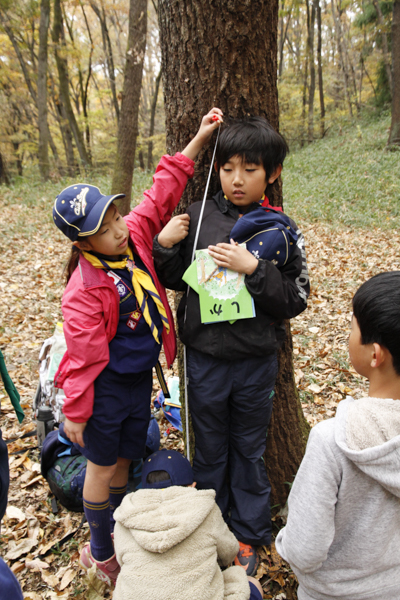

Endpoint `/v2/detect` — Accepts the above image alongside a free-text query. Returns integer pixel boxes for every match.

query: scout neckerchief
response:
[82,247,170,345]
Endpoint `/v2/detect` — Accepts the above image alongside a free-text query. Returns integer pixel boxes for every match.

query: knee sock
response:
[83,498,114,562]
[109,485,127,533]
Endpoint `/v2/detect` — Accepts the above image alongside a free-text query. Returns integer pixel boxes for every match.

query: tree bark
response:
[388,0,400,145]
[111,0,147,215]
[159,0,309,508]
[147,66,162,170]
[38,0,50,180]
[52,0,92,169]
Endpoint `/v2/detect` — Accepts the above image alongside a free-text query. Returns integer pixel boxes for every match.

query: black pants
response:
[187,348,278,546]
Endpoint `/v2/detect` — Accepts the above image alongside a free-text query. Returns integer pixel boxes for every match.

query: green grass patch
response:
[282,111,400,229]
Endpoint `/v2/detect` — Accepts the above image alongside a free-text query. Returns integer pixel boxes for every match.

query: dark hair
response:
[64,245,82,285]
[352,271,400,375]
[215,116,289,181]
[146,470,171,484]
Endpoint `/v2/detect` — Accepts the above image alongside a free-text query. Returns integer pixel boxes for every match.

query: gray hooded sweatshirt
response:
[275,396,400,600]
[113,486,250,600]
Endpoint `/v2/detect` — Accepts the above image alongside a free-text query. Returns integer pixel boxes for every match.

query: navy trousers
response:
[187,348,278,546]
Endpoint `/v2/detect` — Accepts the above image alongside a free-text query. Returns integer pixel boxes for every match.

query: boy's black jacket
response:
[152,191,309,360]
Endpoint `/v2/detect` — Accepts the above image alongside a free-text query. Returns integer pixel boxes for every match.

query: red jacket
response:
[55,153,194,422]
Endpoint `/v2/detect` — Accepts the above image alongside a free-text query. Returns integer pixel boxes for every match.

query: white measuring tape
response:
[183,125,221,459]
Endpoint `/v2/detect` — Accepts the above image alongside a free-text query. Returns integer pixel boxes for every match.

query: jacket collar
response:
[212,190,273,218]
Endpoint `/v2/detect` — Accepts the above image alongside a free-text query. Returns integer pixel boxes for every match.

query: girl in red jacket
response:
[52,108,223,586]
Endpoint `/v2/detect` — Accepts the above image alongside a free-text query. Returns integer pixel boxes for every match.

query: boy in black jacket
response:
[153,111,309,575]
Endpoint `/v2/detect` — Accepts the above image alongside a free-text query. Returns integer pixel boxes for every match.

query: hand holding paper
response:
[208,238,259,275]
[183,248,255,324]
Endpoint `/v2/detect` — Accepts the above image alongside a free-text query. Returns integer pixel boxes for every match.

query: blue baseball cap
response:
[52,183,125,241]
[230,207,298,267]
[141,449,193,489]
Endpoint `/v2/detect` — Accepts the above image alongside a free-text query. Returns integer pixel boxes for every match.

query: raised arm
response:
[125,108,223,252]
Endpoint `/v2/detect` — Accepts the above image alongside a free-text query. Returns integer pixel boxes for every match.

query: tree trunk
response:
[307,0,316,142]
[52,0,92,169]
[111,0,147,215]
[388,0,400,146]
[89,0,120,123]
[158,0,309,508]
[331,0,353,116]
[0,152,10,185]
[301,55,308,147]
[37,0,50,180]
[49,78,77,176]
[278,0,293,78]
[317,0,326,137]
[373,0,393,93]
[147,66,162,171]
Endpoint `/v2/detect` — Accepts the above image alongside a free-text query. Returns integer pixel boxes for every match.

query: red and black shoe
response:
[234,541,259,577]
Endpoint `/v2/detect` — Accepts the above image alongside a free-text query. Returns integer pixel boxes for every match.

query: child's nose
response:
[233,172,243,185]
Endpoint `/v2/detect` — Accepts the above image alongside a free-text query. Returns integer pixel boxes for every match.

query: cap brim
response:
[77,193,125,237]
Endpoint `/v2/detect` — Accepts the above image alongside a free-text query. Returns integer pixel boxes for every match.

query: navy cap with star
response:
[52,183,125,242]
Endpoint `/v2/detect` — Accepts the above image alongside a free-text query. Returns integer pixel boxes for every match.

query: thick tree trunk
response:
[389,0,400,146]
[38,0,50,180]
[159,0,309,508]
[52,0,92,169]
[111,0,147,215]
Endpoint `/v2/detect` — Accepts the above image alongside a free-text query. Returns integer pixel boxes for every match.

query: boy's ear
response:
[214,162,219,173]
[371,343,386,368]
[268,164,282,184]
[73,240,91,251]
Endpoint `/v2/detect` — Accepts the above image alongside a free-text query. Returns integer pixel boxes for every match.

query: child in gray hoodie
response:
[276,271,400,600]
[113,449,263,600]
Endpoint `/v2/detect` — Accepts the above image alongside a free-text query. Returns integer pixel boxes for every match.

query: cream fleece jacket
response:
[276,396,400,600]
[113,486,250,600]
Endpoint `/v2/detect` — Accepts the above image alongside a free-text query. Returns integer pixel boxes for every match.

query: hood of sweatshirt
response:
[113,487,216,553]
[334,396,400,498]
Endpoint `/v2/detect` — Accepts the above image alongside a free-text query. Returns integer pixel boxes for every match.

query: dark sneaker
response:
[234,541,259,576]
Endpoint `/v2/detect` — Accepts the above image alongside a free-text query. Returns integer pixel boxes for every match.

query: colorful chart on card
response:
[182,249,255,324]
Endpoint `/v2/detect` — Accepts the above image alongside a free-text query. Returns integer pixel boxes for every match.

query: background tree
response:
[111,0,147,215]
[158,0,309,507]
[52,0,92,170]
[388,0,400,145]
[37,0,50,180]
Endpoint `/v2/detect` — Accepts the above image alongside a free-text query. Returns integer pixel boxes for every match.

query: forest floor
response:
[1,112,399,599]
[1,196,399,599]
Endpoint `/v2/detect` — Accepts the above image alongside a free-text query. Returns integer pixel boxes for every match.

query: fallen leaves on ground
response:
[1,200,398,598]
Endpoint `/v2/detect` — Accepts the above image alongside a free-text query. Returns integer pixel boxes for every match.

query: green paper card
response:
[182,249,255,324]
